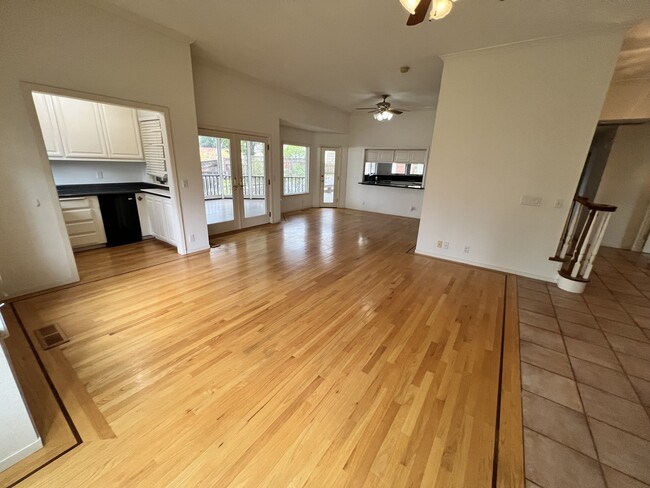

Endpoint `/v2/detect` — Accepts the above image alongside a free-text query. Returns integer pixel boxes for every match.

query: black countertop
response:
[358,181,424,190]
[57,182,168,197]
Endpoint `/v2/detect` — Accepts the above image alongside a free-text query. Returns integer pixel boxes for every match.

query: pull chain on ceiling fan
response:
[356,95,409,122]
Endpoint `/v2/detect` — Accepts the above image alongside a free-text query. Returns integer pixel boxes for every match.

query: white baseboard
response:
[414,248,557,283]
[0,437,43,473]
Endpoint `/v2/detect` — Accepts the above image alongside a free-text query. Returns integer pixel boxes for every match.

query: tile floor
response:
[519,247,650,488]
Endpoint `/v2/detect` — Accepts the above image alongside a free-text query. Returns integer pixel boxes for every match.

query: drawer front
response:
[60,197,93,209]
[69,233,106,248]
[65,220,101,236]
[62,208,94,223]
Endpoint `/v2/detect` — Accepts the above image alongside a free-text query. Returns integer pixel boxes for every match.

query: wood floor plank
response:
[6,209,515,487]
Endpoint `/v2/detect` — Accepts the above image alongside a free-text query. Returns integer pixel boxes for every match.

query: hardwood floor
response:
[6,209,519,487]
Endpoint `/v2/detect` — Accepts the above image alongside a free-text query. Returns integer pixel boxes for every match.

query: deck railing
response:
[283,176,307,195]
[203,174,266,200]
[551,196,617,292]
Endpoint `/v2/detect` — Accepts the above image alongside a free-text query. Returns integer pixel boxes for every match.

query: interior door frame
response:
[319,147,341,208]
[200,128,271,235]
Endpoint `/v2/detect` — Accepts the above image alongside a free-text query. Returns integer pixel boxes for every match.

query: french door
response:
[320,147,341,207]
[199,130,270,235]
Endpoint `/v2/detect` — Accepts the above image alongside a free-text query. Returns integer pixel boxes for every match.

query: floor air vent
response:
[35,323,69,350]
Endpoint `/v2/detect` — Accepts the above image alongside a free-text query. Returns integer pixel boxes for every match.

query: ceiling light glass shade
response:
[373,112,382,121]
[384,112,394,120]
[399,0,421,15]
[430,0,453,20]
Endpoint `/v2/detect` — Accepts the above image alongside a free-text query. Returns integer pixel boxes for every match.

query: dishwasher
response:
[98,193,143,247]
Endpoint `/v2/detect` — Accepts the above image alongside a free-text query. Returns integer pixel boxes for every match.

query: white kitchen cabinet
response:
[144,193,177,246]
[59,196,107,249]
[32,92,65,158]
[378,150,395,162]
[394,150,427,163]
[52,96,109,159]
[100,104,144,160]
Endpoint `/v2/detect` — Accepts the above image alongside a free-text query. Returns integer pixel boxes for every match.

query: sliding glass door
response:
[199,130,270,235]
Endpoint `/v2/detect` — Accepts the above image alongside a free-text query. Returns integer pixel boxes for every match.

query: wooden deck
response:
[2,208,523,487]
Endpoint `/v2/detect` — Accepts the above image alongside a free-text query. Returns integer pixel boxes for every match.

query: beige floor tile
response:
[522,391,596,458]
[556,307,599,328]
[519,309,560,332]
[559,320,609,347]
[598,319,649,342]
[520,297,556,317]
[630,376,650,406]
[521,340,573,378]
[518,286,552,304]
[548,286,586,301]
[633,315,650,330]
[612,292,650,308]
[519,279,549,293]
[524,429,606,488]
[618,354,650,382]
[589,418,650,485]
[570,357,639,402]
[565,337,623,371]
[590,304,635,324]
[585,295,626,312]
[606,334,650,360]
[602,466,650,488]
[521,363,582,412]
[623,303,650,319]
[552,295,590,314]
[520,324,565,352]
[525,480,543,488]
[578,384,650,440]
[584,286,616,301]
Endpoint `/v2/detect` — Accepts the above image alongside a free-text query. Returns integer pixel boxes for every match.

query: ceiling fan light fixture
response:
[429,0,454,20]
[399,0,421,15]
[384,112,394,121]
[373,112,382,121]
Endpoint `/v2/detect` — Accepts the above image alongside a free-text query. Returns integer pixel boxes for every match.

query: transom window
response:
[283,144,309,195]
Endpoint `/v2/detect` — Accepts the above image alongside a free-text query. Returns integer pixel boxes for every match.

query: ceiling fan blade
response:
[389,110,404,115]
[407,0,431,26]
[355,107,378,110]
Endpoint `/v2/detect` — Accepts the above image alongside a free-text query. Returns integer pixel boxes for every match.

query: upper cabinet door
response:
[409,150,427,163]
[53,97,109,159]
[101,105,144,160]
[394,150,411,163]
[378,150,395,162]
[32,93,64,157]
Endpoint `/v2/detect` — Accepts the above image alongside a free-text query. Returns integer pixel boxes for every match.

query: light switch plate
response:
[520,195,543,207]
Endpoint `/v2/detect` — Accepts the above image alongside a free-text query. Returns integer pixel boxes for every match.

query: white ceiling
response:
[91,0,650,112]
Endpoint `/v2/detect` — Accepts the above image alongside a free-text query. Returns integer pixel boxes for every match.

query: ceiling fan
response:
[402,0,503,25]
[356,95,408,121]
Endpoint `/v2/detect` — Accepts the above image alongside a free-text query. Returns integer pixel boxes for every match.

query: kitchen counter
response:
[358,181,424,190]
[57,182,168,197]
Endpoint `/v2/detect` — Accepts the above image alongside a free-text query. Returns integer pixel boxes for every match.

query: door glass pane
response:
[199,135,234,224]
[240,140,267,218]
[323,150,337,204]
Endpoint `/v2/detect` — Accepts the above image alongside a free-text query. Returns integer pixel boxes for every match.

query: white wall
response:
[596,124,650,249]
[345,111,436,218]
[50,160,146,185]
[416,30,625,281]
[0,0,208,297]
[601,79,650,122]
[192,58,349,223]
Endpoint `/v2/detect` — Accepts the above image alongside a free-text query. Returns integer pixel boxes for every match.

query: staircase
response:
[550,196,617,293]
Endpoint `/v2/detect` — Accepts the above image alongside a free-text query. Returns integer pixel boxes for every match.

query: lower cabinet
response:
[59,196,107,249]
[144,193,177,246]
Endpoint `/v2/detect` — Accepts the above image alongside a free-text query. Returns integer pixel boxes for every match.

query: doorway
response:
[320,147,341,208]
[199,130,271,235]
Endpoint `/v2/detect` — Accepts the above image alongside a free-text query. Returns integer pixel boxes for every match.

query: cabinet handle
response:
[137,196,143,201]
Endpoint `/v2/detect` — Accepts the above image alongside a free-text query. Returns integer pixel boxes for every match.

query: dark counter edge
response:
[57,182,169,197]
[358,182,424,190]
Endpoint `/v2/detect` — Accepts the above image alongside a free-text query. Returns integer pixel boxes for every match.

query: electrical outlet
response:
[444,242,449,250]
[362,201,366,206]
[409,205,416,212]
[190,234,196,243]
[437,240,443,248]
[182,179,189,188]
[464,246,470,254]
[96,170,103,180]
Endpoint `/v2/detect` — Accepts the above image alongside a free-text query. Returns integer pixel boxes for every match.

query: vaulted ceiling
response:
[90,0,650,112]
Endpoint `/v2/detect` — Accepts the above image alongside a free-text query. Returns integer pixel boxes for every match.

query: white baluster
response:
[582,212,611,280]
[560,202,581,260]
[571,210,597,279]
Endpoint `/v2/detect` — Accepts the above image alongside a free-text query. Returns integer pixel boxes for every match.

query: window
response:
[283,144,309,195]
[391,163,407,175]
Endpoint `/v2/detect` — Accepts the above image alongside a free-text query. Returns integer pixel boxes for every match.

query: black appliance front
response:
[98,193,142,247]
